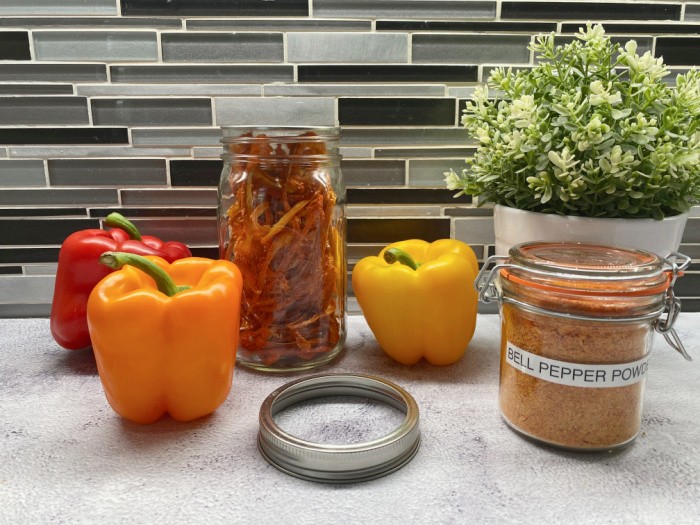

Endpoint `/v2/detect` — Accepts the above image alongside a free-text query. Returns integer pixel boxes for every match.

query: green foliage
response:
[446,24,700,219]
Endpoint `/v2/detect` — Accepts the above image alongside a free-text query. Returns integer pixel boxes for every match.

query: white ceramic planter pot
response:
[493,204,689,258]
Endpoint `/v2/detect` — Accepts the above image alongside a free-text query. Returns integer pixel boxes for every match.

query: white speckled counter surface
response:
[1,314,699,524]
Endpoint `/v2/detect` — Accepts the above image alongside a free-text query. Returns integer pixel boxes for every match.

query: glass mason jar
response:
[217,127,347,372]
[476,242,690,451]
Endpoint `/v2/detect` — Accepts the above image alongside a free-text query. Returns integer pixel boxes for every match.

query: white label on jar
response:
[505,342,649,388]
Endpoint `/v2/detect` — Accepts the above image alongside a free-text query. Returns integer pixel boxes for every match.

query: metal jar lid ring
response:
[258,373,421,484]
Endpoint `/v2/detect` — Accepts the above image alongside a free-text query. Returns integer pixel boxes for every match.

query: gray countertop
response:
[1,314,699,524]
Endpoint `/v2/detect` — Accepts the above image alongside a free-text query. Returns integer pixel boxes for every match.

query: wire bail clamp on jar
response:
[474,255,510,305]
[655,252,692,360]
[474,246,692,361]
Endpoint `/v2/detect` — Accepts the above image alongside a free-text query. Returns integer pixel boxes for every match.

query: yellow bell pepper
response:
[87,252,243,424]
[352,239,479,366]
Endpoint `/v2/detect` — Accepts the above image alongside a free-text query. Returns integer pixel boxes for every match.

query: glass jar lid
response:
[510,242,663,276]
[503,242,671,297]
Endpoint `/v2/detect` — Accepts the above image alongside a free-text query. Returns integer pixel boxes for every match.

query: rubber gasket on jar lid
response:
[258,373,421,484]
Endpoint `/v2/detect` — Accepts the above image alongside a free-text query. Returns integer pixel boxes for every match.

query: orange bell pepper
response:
[352,239,479,366]
[87,252,243,424]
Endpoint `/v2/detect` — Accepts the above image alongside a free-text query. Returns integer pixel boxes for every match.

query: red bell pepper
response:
[50,213,192,350]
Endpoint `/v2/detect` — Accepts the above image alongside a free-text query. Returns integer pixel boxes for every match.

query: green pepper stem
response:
[105,212,142,241]
[99,251,190,297]
[383,247,420,270]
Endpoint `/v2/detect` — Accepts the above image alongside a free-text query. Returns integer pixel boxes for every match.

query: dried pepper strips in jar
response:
[219,128,346,371]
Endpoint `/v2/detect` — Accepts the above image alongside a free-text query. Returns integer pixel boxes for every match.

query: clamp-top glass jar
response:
[476,242,690,451]
[218,127,346,372]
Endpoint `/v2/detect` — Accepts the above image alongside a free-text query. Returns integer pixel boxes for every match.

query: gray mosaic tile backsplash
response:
[1,0,699,316]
